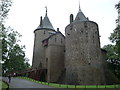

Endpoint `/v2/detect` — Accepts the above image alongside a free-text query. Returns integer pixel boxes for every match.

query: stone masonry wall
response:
[45,33,65,82]
[65,21,106,85]
[32,29,56,69]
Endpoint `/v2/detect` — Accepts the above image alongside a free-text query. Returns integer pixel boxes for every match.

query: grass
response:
[16,76,120,88]
[0,80,9,89]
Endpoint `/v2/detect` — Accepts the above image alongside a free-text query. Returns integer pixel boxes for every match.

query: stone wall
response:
[65,21,106,85]
[45,33,65,82]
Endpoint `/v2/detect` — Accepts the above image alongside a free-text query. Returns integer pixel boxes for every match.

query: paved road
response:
[1,77,53,88]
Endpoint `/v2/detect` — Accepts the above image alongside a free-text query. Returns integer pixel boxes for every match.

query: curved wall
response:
[65,21,106,85]
[32,29,56,69]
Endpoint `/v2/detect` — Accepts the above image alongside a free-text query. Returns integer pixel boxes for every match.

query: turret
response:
[75,3,88,21]
[65,3,106,85]
[35,7,55,31]
[32,7,56,69]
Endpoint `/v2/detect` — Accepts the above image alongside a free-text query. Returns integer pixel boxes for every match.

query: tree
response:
[103,1,120,80]
[1,0,30,75]
[115,1,120,10]
[103,45,120,79]
[2,27,30,74]
[109,25,120,57]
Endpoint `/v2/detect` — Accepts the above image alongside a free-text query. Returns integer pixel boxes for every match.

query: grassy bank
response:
[0,80,9,89]
[16,76,120,88]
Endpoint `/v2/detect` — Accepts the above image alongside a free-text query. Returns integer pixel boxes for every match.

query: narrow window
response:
[88,58,91,65]
[84,22,87,28]
[61,39,63,43]
[44,31,45,34]
[46,58,48,68]
[55,38,56,42]
[81,30,83,33]
[86,32,88,37]
[39,62,42,68]
[86,39,88,43]
[95,31,97,34]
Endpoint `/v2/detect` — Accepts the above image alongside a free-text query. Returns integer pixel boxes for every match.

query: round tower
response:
[65,5,106,85]
[32,8,56,69]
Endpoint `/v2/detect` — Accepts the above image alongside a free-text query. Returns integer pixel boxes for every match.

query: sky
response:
[5,0,119,65]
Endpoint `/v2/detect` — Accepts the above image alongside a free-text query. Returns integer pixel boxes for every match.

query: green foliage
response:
[0,81,8,89]
[2,26,30,74]
[103,45,120,80]
[102,2,120,81]
[1,0,30,75]
[109,25,120,43]
[0,0,12,23]
[109,25,120,57]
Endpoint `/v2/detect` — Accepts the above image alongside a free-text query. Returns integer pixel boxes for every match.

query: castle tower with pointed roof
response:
[65,4,106,84]
[32,8,56,69]
[32,7,65,82]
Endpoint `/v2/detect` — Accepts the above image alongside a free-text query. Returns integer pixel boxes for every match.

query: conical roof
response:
[36,8,55,30]
[75,4,88,21]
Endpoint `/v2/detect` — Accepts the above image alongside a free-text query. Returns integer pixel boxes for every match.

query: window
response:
[44,31,45,34]
[86,32,88,37]
[86,39,88,43]
[84,22,87,28]
[55,38,56,42]
[67,33,70,36]
[39,62,42,68]
[81,30,83,33]
[46,58,48,68]
[61,39,63,43]
[88,58,91,65]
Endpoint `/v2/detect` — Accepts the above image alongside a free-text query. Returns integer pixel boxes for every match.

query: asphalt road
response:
[1,77,53,88]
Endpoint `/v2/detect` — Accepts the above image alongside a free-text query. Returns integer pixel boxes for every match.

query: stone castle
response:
[32,5,107,85]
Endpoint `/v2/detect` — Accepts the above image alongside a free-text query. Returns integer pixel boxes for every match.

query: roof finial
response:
[79,0,82,12]
[45,6,47,16]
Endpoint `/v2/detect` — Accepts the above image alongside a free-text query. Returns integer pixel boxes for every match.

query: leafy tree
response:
[109,25,120,57]
[103,1,120,80]
[115,1,120,10]
[1,0,30,75]
[103,45,120,79]
[2,27,30,74]
[0,0,12,23]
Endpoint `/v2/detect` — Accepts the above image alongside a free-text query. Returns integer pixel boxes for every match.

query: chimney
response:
[40,16,42,26]
[57,28,59,32]
[87,17,89,20]
[70,14,74,23]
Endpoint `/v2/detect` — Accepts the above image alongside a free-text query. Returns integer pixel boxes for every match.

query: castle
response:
[32,5,107,85]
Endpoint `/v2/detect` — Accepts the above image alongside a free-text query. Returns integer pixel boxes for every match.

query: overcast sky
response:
[6,0,119,65]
